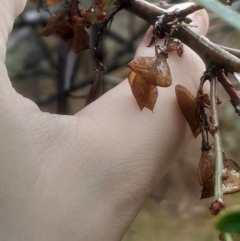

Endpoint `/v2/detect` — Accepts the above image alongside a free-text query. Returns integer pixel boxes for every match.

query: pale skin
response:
[0,1,209,241]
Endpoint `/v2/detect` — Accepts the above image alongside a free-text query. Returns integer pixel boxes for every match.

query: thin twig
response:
[94,5,124,60]
[217,69,240,115]
[210,76,223,201]
[210,76,233,241]
[56,41,72,114]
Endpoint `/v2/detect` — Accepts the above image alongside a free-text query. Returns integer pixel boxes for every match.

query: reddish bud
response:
[216,97,222,105]
[71,15,80,23]
[222,172,229,181]
[209,125,217,135]
[97,12,107,21]
[209,200,225,215]
[81,7,94,18]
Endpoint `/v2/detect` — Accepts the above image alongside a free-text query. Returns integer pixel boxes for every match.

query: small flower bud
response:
[209,200,226,215]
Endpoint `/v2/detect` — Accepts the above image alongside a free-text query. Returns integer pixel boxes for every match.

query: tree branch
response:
[122,0,240,73]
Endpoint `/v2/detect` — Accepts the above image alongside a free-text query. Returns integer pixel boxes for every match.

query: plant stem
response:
[210,77,233,241]
[210,76,223,201]
[123,0,240,73]
[223,233,233,241]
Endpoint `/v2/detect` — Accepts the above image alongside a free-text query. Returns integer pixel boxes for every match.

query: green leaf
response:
[194,0,240,30]
[215,206,240,233]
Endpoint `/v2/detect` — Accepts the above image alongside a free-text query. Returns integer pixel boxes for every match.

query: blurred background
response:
[7,0,240,240]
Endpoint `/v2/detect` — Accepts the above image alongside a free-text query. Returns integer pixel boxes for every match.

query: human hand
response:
[0,1,208,241]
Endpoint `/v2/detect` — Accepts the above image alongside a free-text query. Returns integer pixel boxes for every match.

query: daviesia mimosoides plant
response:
[35,0,240,240]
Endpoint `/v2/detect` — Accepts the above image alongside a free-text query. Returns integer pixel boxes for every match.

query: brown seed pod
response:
[128,70,158,111]
[175,85,210,138]
[222,153,240,195]
[198,150,240,199]
[175,85,200,137]
[127,53,172,87]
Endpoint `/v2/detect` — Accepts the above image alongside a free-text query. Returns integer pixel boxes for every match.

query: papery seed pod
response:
[127,53,172,87]
[198,150,240,199]
[166,38,183,57]
[127,53,172,111]
[175,85,210,138]
[222,153,240,195]
[175,85,200,137]
[128,70,158,111]
[198,150,214,199]
[39,12,67,37]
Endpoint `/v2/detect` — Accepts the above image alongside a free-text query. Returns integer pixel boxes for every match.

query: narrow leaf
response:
[194,0,240,30]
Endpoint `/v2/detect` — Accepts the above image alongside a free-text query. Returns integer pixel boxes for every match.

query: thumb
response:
[140,3,209,47]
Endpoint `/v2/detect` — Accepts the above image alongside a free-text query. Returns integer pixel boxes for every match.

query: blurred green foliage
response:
[216,206,240,233]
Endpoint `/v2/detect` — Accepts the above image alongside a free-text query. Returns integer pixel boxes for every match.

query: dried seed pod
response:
[198,151,240,199]
[175,85,200,137]
[128,70,158,111]
[127,53,172,110]
[71,25,90,53]
[198,150,214,199]
[166,38,183,57]
[222,153,240,195]
[39,11,90,53]
[175,85,210,138]
[39,12,67,37]
[127,53,172,87]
